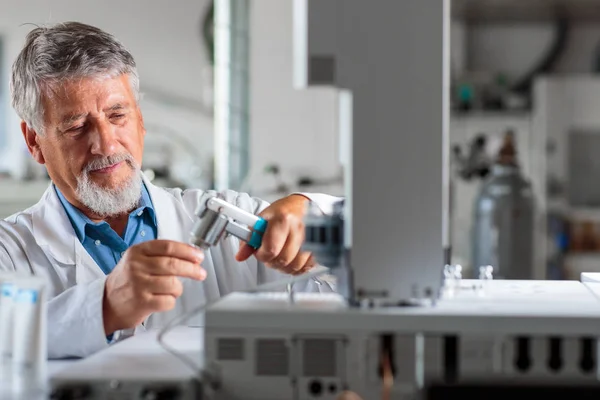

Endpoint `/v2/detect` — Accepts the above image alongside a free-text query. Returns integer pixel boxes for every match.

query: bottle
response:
[472,130,535,279]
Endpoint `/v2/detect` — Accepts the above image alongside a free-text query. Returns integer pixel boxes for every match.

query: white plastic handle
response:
[206,197,261,228]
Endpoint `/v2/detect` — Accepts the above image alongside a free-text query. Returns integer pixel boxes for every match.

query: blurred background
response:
[2,0,600,280]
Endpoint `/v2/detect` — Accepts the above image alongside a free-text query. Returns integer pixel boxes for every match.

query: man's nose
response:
[90,121,118,156]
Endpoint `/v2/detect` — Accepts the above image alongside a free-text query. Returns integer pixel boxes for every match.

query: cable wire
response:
[381,348,394,400]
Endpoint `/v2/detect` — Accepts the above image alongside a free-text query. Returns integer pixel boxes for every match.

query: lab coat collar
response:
[31,182,80,266]
[31,183,110,284]
[31,173,190,284]
[144,177,193,241]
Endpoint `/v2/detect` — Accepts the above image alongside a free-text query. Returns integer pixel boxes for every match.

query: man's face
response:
[24,74,146,215]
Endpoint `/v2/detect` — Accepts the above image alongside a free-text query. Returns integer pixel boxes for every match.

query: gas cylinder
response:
[472,130,535,279]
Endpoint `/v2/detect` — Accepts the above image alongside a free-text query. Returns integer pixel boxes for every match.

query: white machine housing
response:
[204,279,600,399]
[293,0,449,301]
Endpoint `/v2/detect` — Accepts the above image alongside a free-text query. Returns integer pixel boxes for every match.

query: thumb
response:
[235,243,256,262]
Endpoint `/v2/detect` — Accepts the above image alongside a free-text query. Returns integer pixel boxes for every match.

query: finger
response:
[336,391,364,400]
[271,227,305,272]
[235,243,256,262]
[255,216,289,264]
[147,295,177,312]
[149,258,207,281]
[140,240,204,264]
[144,275,184,297]
[291,255,317,276]
[280,250,311,275]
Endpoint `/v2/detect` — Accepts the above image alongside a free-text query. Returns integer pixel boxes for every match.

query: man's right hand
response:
[102,240,207,335]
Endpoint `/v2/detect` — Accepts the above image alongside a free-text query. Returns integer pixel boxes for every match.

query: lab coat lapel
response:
[144,178,192,242]
[75,241,105,284]
[31,183,105,285]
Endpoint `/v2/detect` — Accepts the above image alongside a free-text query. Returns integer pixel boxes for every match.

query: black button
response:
[308,380,323,396]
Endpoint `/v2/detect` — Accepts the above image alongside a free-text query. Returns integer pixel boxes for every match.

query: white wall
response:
[0,0,214,180]
[533,76,600,279]
[535,76,600,186]
[248,0,341,201]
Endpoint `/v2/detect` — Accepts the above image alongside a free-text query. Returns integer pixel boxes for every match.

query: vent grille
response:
[217,338,244,361]
[255,339,289,376]
[303,339,337,377]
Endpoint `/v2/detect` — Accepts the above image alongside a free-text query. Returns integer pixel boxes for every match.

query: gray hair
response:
[10,21,140,134]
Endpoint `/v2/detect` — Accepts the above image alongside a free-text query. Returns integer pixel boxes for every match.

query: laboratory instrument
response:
[452,134,491,181]
[203,1,600,399]
[190,192,267,250]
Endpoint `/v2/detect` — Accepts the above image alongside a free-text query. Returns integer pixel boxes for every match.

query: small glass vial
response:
[443,265,462,297]
[479,265,494,280]
[478,265,494,295]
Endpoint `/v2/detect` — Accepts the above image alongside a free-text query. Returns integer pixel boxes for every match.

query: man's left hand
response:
[235,194,316,275]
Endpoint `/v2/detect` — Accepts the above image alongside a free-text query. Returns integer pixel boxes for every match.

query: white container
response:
[11,276,47,396]
[0,274,16,389]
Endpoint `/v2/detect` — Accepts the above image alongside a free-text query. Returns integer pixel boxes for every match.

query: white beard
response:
[76,153,142,218]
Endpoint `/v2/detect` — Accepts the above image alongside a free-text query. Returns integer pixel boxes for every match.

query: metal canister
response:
[472,131,535,279]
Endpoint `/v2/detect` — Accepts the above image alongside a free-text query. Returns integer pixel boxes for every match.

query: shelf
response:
[451,110,532,120]
[549,205,600,220]
[453,0,600,23]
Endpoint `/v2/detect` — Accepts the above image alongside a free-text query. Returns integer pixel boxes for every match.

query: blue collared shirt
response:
[55,184,158,275]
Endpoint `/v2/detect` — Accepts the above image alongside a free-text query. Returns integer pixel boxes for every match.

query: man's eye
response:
[67,125,84,132]
[111,114,125,119]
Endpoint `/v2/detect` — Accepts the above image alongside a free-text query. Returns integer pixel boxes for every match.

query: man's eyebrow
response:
[60,113,87,126]
[104,103,130,112]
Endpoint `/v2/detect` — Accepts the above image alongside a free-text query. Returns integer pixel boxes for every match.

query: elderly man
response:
[1,22,337,359]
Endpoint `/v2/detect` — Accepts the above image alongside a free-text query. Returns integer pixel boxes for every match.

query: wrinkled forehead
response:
[40,74,137,125]
[42,73,133,102]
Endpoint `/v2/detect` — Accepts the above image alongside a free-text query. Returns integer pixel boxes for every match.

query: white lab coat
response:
[0,176,336,359]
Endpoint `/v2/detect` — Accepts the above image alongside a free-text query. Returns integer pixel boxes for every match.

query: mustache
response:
[83,153,137,173]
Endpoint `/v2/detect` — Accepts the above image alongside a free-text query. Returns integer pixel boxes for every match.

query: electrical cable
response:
[381,347,394,400]
[511,16,569,96]
[156,265,332,381]
[593,40,600,73]
[201,1,215,66]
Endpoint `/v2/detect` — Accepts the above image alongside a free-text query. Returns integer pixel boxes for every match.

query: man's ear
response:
[21,121,45,165]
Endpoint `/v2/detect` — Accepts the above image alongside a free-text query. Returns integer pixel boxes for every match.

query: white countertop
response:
[1,327,203,400]
[51,326,203,381]
[581,272,600,283]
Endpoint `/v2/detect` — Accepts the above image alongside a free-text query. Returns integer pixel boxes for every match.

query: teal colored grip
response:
[248,231,263,249]
[253,218,267,233]
[248,218,268,249]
